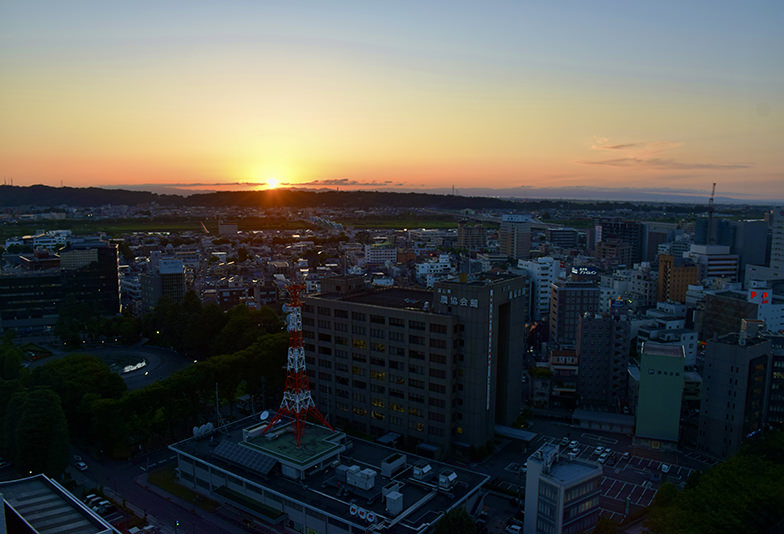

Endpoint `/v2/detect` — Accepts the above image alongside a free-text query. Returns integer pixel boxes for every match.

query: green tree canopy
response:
[8,388,70,476]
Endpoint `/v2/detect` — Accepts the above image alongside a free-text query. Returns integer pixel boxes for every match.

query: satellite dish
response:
[260,410,270,421]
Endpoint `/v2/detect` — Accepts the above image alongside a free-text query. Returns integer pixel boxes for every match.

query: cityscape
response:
[1,2,783,534]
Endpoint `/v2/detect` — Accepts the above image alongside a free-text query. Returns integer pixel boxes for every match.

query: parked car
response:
[74,460,88,471]
[661,463,671,473]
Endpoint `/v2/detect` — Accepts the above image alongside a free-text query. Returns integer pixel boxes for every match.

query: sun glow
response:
[265,178,279,189]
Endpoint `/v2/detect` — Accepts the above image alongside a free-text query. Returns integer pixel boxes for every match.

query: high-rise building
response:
[457,221,486,251]
[768,335,784,427]
[657,254,699,303]
[0,237,119,339]
[140,255,186,312]
[499,220,531,260]
[518,257,560,321]
[634,342,684,449]
[546,228,578,249]
[698,320,771,458]
[771,207,784,274]
[524,443,602,534]
[684,244,739,283]
[302,273,529,452]
[549,280,599,348]
[595,219,644,265]
[577,312,631,411]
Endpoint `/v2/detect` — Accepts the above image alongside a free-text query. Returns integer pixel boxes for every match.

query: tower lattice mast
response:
[262,283,332,447]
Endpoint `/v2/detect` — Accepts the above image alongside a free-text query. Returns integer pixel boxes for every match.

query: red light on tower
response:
[262,283,332,447]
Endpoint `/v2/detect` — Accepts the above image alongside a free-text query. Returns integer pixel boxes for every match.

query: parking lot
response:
[475,421,708,529]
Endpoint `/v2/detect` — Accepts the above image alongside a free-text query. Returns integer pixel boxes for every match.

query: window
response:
[430,323,447,334]
[429,368,446,379]
[353,380,366,389]
[334,322,348,332]
[352,325,366,335]
[317,319,331,329]
[334,309,348,318]
[429,338,446,349]
[370,328,385,339]
[371,342,386,352]
[409,335,425,345]
[389,331,404,342]
[352,366,364,376]
[370,370,386,381]
[352,407,367,416]
[317,307,331,316]
[335,336,348,346]
[410,349,426,360]
[370,315,386,324]
[409,320,426,330]
[389,317,404,327]
[352,339,367,349]
[409,378,425,389]
[352,311,366,321]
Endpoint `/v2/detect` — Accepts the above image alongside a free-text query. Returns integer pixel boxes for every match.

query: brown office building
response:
[657,254,699,303]
[302,273,529,455]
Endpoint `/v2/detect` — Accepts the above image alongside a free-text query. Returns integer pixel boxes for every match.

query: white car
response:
[661,463,671,473]
[74,461,88,471]
[593,446,604,455]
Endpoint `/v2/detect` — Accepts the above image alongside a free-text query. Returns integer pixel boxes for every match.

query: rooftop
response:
[318,287,435,312]
[170,416,489,534]
[0,474,116,534]
[641,342,684,359]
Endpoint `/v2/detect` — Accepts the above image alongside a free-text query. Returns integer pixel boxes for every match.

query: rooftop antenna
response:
[261,283,333,447]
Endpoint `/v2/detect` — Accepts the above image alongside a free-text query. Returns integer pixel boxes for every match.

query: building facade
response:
[524,443,602,534]
[549,280,599,348]
[302,274,529,452]
[576,313,631,411]
[634,342,685,448]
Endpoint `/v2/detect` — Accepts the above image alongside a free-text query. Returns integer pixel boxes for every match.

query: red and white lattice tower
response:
[262,283,333,447]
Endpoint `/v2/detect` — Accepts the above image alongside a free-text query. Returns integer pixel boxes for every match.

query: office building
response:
[684,245,739,283]
[457,221,486,251]
[772,207,784,274]
[499,220,531,260]
[595,219,644,265]
[549,280,600,348]
[140,256,186,312]
[768,335,784,427]
[170,416,488,534]
[657,254,699,304]
[577,312,631,411]
[546,228,578,249]
[518,257,560,321]
[59,240,120,316]
[634,342,684,449]
[364,242,397,268]
[698,321,772,458]
[524,443,602,534]
[302,273,529,452]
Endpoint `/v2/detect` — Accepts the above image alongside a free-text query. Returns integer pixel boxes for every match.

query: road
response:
[28,342,193,390]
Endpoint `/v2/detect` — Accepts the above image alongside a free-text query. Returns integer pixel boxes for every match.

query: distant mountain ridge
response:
[0,185,523,210]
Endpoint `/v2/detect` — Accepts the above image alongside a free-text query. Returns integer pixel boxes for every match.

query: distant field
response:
[340,216,459,229]
[0,216,315,241]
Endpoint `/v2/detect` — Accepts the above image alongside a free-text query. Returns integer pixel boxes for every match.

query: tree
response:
[0,341,23,380]
[593,515,619,534]
[11,388,70,476]
[433,507,476,534]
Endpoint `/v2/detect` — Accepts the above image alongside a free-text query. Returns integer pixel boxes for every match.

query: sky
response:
[1,1,782,200]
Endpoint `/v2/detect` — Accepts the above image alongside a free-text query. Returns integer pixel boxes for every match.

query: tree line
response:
[0,299,288,476]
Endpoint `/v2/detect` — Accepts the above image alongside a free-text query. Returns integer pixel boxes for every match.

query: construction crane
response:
[707,182,717,245]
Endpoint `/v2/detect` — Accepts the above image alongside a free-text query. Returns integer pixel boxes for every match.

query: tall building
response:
[59,240,120,316]
[684,244,739,283]
[0,237,119,339]
[577,312,631,411]
[657,254,699,303]
[768,335,784,427]
[549,280,599,348]
[302,273,529,452]
[634,342,684,449]
[499,221,531,260]
[364,242,397,268]
[524,443,602,534]
[518,257,560,321]
[457,221,486,251]
[140,256,186,312]
[698,320,771,458]
[595,219,644,265]
[546,228,578,249]
[772,207,784,274]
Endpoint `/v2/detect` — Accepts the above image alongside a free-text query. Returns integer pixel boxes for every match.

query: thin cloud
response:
[282,178,404,187]
[591,139,682,153]
[578,157,751,170]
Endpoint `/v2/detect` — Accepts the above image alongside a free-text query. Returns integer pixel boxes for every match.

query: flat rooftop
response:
[641,342,684,358]
[1,474,114,534]
[319,287,435,312]
[547,459,602,485]
[171,416,489,533]
[243,423,343,466]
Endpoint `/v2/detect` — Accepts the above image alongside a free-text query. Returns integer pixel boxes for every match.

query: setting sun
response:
[266,178,280,189]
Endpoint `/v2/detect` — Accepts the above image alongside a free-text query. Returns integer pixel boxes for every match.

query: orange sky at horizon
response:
[1,2,782,199]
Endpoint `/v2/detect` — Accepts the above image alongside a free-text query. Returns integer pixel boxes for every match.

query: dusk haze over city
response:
[2,2,784,534]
